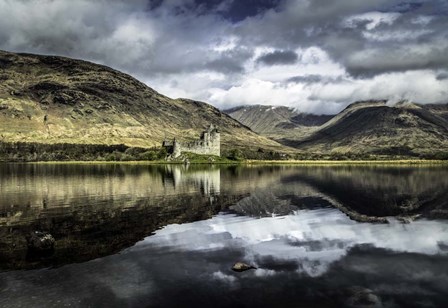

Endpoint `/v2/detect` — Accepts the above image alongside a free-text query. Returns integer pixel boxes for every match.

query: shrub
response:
[227,149,245,161]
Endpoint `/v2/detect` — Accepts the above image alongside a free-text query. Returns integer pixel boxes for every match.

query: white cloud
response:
[0,0,447,114]
[362,29,433,42]
[204,70,448,114]
[212,36,240,52]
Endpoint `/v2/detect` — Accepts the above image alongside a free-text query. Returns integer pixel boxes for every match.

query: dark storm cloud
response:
[287,75,346,84]
[206,58,244,74]
[333,9,448,77]
[193,0,283,22]
[147,0,283,22]
[0,0,447,110]
[344,46,448,77]
[256,50,298,66]
[382,1,424,13]
[0,0,236,77]
[411,0,448,15]
[1,0,446,77]
[235,0,448,76]
[287,75,322,84]
[204,47,253,73]
[437,71,448,80]
[343,4,448,76]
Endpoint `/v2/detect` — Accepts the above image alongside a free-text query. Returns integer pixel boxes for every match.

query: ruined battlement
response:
[163,124,220,158]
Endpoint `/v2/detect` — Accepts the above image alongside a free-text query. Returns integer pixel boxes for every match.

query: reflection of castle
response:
[168,165,221,196]
[163,124,220,158]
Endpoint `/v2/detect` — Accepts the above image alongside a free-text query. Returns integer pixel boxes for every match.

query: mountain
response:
[0,50,287,155]
[423,104,448,122]
[225,101,448,158]
[224,105,332,141]
[2,50,446,160]
[290,101,448,158]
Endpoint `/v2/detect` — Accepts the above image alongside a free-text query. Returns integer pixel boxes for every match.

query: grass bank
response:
[26,159,448,166]
[245,159,448,165]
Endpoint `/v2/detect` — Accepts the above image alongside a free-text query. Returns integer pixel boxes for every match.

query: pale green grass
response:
[27,160,239,165]
[25,159,448,166]
[246,159,448,166]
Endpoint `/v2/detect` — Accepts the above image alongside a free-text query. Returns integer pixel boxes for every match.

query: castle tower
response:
[162,124,220,158]
[208,125,220,156]
[172,138,181,158]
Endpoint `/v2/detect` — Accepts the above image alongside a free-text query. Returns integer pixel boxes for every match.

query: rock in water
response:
[27,231,55,251]
[232,262,257,272]
[344,286,382,308]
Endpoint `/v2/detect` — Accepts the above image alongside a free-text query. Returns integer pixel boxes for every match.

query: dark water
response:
[1,164,448,307]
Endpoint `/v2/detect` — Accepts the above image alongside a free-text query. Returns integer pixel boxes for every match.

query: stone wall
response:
[166,125,220,158]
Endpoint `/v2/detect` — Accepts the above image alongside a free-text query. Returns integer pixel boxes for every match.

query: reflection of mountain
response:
[286,167,448,219]
[0,164,235,270]
[228,166,448,221]
[230,191,296,217]
[1,164,448,271]
[1,164,448,308]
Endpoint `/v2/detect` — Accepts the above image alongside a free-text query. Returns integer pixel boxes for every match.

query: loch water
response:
[0,164,448,307]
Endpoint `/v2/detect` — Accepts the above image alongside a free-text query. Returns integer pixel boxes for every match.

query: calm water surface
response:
[0,164,448,307]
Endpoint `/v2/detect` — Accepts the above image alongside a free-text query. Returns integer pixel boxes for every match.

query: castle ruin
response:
[163,124,220,158]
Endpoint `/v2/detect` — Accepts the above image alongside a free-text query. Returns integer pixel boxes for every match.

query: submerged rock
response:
[27,231,55,251]
[344,286,382,308]
[397,214,421,224]
[232,262,257,272]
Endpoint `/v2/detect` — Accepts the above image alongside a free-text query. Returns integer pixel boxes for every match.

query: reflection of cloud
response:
[254,269,276,277]
[211,271,237,283]
[140,208,448,277]
[2,209,448,307]
[2,165,448,307]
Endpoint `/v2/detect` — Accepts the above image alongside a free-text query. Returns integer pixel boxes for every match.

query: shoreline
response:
[245,159,448,165]
[1,159,447,165]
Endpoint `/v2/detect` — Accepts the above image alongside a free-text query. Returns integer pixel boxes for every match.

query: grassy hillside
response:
[2,50,446,161]
[290,101,448,158]
[0,50,289,155]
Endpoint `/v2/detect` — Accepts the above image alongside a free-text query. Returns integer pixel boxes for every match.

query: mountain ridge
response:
[287,101,448,157]
[2,49,447,160]
[0,50,289,156]
[224,104,333,142]
[226,101,448,158]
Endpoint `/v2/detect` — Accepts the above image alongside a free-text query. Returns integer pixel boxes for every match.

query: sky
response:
[1,0,448,114]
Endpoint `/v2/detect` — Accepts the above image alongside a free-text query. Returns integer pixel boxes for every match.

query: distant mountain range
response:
[0,50,286,156]
[1,49,447,160]
[225,101,448,158]
[224,105,332,141]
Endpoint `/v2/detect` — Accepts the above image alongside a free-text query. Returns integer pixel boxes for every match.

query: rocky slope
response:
[224,105,332,140]
[226,101,448,158]
[423,103,448,122]
[0,50,287,153]
[291,101,448,157]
